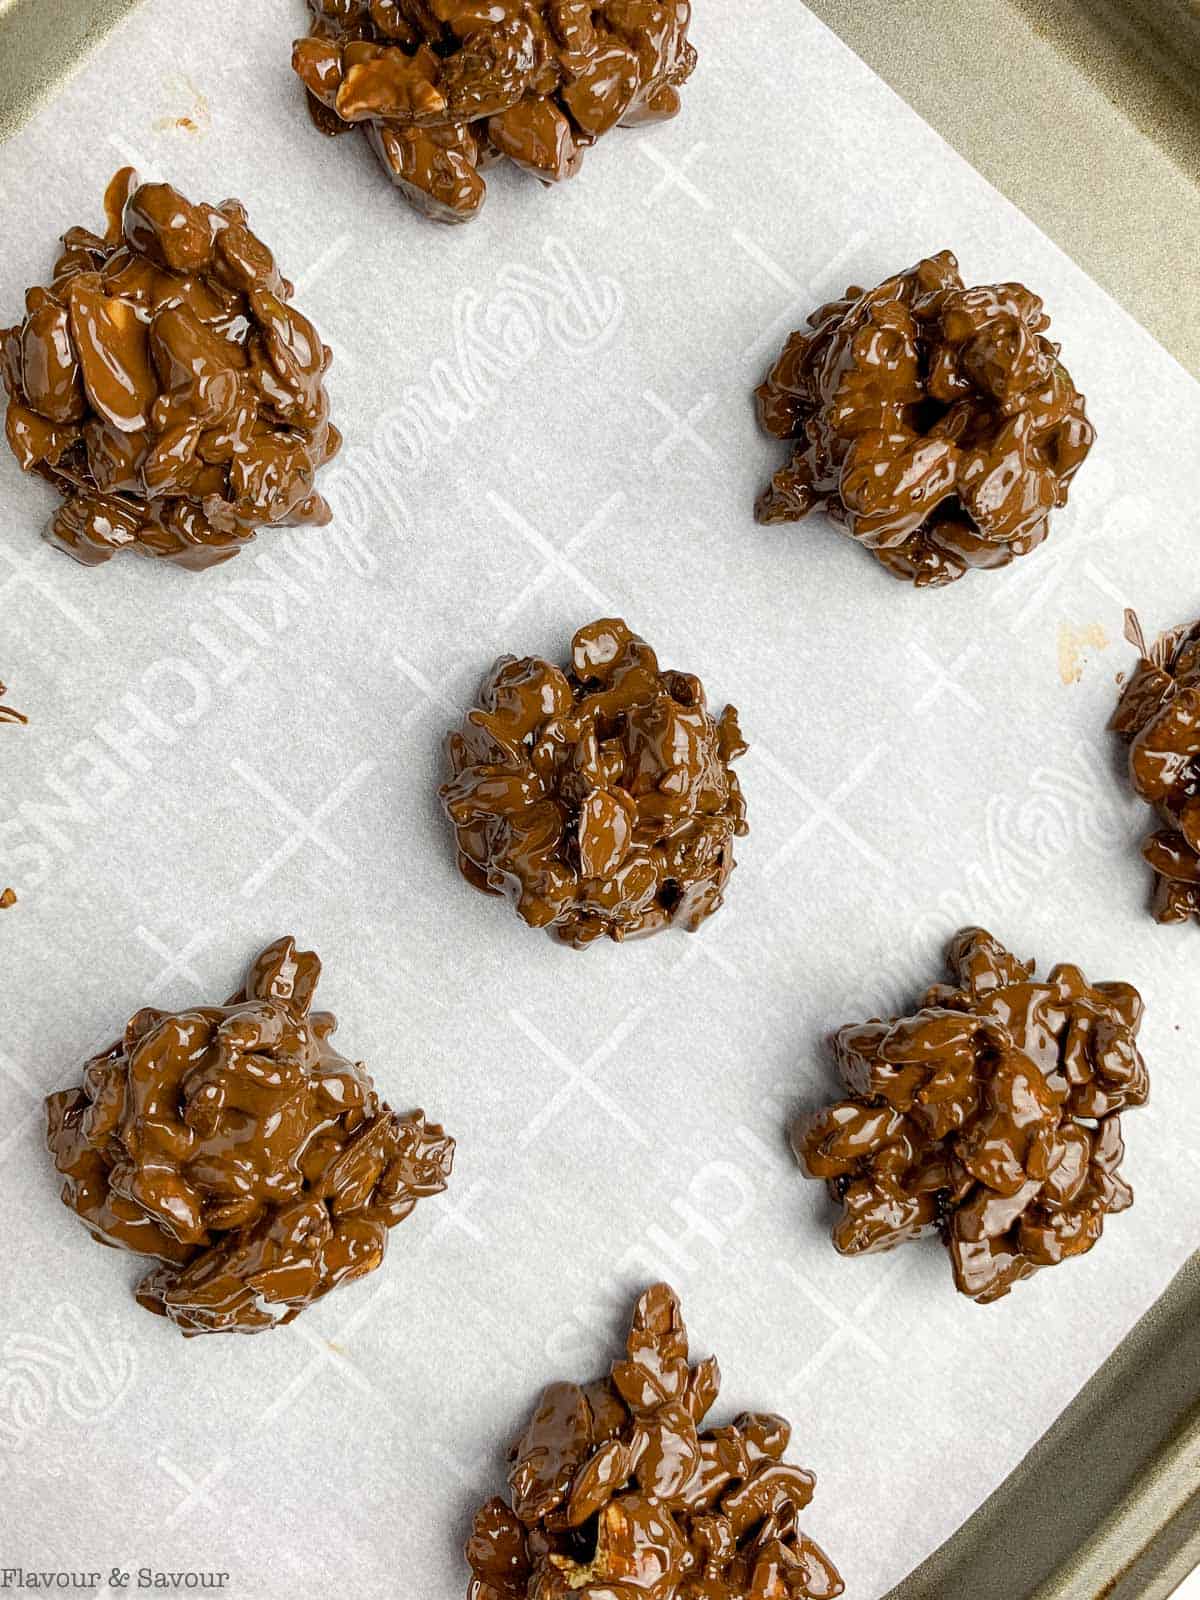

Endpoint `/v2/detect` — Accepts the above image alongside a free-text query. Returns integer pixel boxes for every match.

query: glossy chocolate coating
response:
[0,680,28,726]
[1111,610,1200,925]
[755,251,1095,588]
[466,1282,844,1599]
[440,619,748,948]
[793,928,1147,1304]
[292,0,696,224]
[2,169,341,571]
[45,937,454,1335]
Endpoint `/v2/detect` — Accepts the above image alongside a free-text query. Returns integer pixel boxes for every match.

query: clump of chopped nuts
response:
[293,0,697,224]
[441,619,747,948]
[793,927,1148,1303]
[2,169,341,571]
[756,251,1095,587]
[1111,609,1200,925]
[466,1282,844,1598]
[46,937,454,1334]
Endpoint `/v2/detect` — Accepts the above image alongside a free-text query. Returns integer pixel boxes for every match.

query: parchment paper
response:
[1,3,1198,1597]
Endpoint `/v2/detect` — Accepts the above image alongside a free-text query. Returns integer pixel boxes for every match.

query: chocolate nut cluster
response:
[45,937,454,1335]
[1111,610,1200,926]
[440,619,748,948]
[793,928,1148,1303]
[466,1282,844,1599]
[292,0,697,224]
[755,251,1095,588]
[0,680,28,726]
[2,168,341,571]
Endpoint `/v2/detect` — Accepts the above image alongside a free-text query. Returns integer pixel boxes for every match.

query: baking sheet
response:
[1,3,1198,1596]
[803,0,1200,381]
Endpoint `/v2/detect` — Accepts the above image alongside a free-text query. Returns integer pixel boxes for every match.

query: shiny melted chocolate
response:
[441,619,747,948]
[2,169,341,571]
[1111,610,1200,926]
[45,937,454,1334]
[793,928,1148,1303]
[293,0,696,223]
[756,251,1095,587]
[0,680,28,726]
[466,1283,844,1599]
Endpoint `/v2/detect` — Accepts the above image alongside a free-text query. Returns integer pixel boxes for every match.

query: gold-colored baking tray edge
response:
[0,0,145,143]
[1,0,1198,1594]
[885,1253,1200,1600]
[808,0,1200,380]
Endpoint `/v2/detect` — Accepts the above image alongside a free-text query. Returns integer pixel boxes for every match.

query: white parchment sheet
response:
[1,3,1198,1596]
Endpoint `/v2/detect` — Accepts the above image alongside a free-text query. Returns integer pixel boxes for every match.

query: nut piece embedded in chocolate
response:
[465,1282,845,1599]
[1111,609,1200,926]
[45,936,454,1335]
[292,1,697,225]
[755,250,1095,588]
[2,168,342,571]
[792,928,1148,1304]
[440,618,748,948]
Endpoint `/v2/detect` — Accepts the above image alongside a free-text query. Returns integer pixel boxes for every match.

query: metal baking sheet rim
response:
[0,0,1197,1595]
